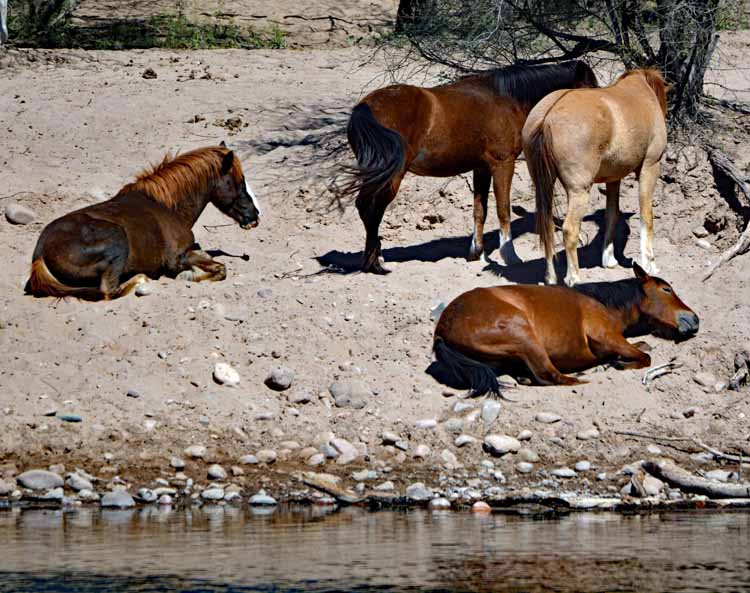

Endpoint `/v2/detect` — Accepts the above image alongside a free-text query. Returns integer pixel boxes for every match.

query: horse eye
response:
[662,286,672,294]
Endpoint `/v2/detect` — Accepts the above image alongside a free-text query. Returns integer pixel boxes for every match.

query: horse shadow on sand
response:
[317,205,634,286]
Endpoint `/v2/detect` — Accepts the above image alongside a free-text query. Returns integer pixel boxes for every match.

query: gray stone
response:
[576,428,601,441]
[429,497,451,510]
[453,401,474,413]
[77,489,100,502]
[198,416,210,426]
[430,302,446,321]
[516,462,534,474]
[441,449,460,467]
[126,389,141,399]
[0,479,15,496]
[239,454,258,465]
[454,434,476,448]
[288,391,311,404]
[265,366,296,391]
[535,412,561,424]
[184,445,207,459]
[352,469,374,481]
[331,437,359,465]
[646,444,663,455]
[481,400,502,425]
[101,490,135,508]
[704,469,734,482]
[137,488,157,503]
[643,476,664,497]
[575,460,591,472]
[66,473,93,492]
[483,435,521,457]
[59,414,82,423]
[257,287,273,298]
[413,444,430,459]
[443,418,464,434]
[249,489,277,506]
[395,440,409,451]
[39,487,63,502]
[517,430,533,441]
[256,449,278,464]
[307,453,325,466]
[381,431,400,445]
[693,371,717,388]
[517,448,539,463]
[134,283,153,297]
[415,418,437,430]
[158,494,174,505]
[208,464,227,480]
[405,482,433,501]
[170,457,186,470]
[5,203,36,225]
[374,480,395,492]
[201,487,225,501]
[329,380,371,409]
[17,469,64,491]
[551,467,576,479]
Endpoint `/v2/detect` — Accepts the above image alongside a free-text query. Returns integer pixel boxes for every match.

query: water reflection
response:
[0,506,747,592]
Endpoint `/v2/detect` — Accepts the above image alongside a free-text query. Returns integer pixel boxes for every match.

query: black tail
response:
[433,338,501,398]
[338,103,406,200]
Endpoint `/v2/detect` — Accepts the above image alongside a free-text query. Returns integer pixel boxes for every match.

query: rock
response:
[483,435,521,457]
[213,362,240,387]
[184,445,207,459]
[481,400,502,425]
[517,448,539,463]
[576,428,601,441]
[441,449,460,467]
[142,68,158,79]
[17,469,64,491]
[38,487,63,502]
[704,469,734,482]
[405,482,433,501]
[59,414,82,423]
[430,302,446,321]
[643,476,664,497]
[683,407,700,419]
[413,444,431,459]
[265,366,295,391]
[201,487,225,501]
[646,444,662,455]
[101,490,135,508]
[249,489,277,506]
[374,480,395,492]
[66,473,93,492]
[695,238,712,250]
[331,437,359,465]
[596,472,607,481]
[535,412,561,424]
[126,389,141,399]
[77,489,100,502]
[693,226,709,238]
[516,462,534,474]
[43,407,58,417]
[428,497,451,510]
[329,380,371,409]
[551,467,576,479]
[224,491,242,503]
[693,371,717,388]
[381,431,400,445]
[395,440,409,451]
[280,441,300,451]
[307,453,325,466]
[256,449,278,464]
[137,488,157,503]
[134,283,153,297]
[208,464,227,480]
[453,401,474,413]
[239,454,258,465]
[443,418,464,434]
[472,501,491,513]
[0,479,15,496]
[415,418,437,430]
[170,457,186,470]
[5,203,36,225]
[517,430,533,441]
[158,494,173,505]
[575,460,591,472]
[454,435,476,448]
[288,391,311,404]
[352,469,373,481]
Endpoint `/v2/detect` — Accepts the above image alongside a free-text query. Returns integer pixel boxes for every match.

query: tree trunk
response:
[395,0,432,33]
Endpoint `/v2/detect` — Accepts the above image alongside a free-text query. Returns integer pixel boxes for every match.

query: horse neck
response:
[612,303,643,333]
[172,188,213,227]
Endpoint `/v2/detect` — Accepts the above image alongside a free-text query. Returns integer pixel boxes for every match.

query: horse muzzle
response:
[677,312,699,336]
[241,218,259,230]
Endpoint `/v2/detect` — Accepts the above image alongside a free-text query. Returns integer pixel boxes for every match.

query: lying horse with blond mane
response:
[27,144,260,301]
[523,68,669,286]
[434,264,698,394]
[340,60,598,273]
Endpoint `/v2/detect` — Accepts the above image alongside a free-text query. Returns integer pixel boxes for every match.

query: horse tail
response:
[28,258,104,301]
[525,122,558,259]
[338,103,406,200]
[433,338,501,398]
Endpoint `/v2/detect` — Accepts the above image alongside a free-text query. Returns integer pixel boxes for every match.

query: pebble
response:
[405,482,433,501]
[40,488,63,502]
[5,203,37,224]
[331,437,359,465]
[517,430,533,441]
[695,238,712,250]
[158,494,174,505]
[126,389,141,399]
[596,472,607,481]
[395,440,409,451]
[77,489,100,502]
[66,473,93,492]
[17,470,64,491]
[213,362,240,387]
[704,469,734,482]
[483,435,521,457]
[643,476,664,496]
[381,431,400,445]
[517,448,539,463]
[453,401,474,413]
[441,449,460,467]
[184,445,207,459]
[454,435,476,448]
[551,467,576,478]
[693,226,709,238]
[257,287,273,298]
[208,464,227,480]
[683,407,700,419]
[430,302,446,321]
[472,501,491,513]
[443,418,464,434]
[481,401,502,425]
[198,416,210,426]
[646,444,663,455]
[144,419,157,432]
[239,454,258,465]
[693,371,717,388]
[535,412,561,424]
[256,449,278,464]
[516,462,534,474]
[137,488,157,503]
[288,391,311,404]
[43,408,58,417]
[59,413,82,423]
[429,497,451,510]
[134,283,153,297]
[576,428,601,441]
[0,479,15,496]
[170,457,186,470]
[265,366,295,391]
[374,480,394,492]
[280,441,300,451]
[249,489,278,506]
[329,380,371,409]
[413,444,431,459]
[575,460,591,472]
[415,418,437,430]
[307,453,325,466]
[201,487,225,501]
[101,490,135,508]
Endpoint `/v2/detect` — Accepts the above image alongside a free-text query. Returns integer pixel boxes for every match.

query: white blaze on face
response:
[244,177,261,215]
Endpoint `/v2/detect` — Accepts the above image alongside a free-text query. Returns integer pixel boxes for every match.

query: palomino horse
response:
[523,68,669,286]
[27,144,261,300]
[434,263,698,394]
[340,60,598,273]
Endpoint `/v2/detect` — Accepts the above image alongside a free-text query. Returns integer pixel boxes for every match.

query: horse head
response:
[633,263,699,340]
[212,144,261,230]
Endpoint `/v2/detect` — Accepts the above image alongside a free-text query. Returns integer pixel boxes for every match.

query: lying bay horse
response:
[340,60,598,273]
[434,263,698,394]
[523,68,669,286]
[27,144,260,301]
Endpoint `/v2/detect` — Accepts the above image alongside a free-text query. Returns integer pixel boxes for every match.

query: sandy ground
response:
[0,29,749,499]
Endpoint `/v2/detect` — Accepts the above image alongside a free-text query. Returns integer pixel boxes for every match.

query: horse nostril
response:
[678,313,699,334]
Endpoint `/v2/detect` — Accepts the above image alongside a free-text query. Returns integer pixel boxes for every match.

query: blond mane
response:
[120,146,244,209]
[618,68,669,118]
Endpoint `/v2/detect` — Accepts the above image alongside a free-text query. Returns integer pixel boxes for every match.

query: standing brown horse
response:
[434,264,698,394]
[523,68,669,286]
[27,144,260,301]
[340,61,598,273]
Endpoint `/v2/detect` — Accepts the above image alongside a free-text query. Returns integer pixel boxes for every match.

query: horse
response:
[522,68,669,286]
[339,60,598,274]
[27,144,261,301]
[433,263,698,394]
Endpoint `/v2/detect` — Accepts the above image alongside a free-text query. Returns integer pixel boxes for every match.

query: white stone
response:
[454,435,476,448]
[483,435,521,456]
[575,460,591,472]
[516,462,534,474]
[551,467,576,478]
[535,412,561,424]
[208,464,227,480]
[481,400,502,425]
[213,362,240,387]
[184,445,207,459]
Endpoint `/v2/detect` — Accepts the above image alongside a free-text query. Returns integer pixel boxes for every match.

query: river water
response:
[0,506,748,592]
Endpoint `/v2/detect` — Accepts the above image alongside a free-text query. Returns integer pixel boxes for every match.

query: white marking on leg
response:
[640,226,657,274]
[602,243,617,268]
[245,178,262,215]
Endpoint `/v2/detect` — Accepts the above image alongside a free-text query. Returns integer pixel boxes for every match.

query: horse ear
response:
[221,150,234,176]
[633,262,649,281]
[220,140,227,148]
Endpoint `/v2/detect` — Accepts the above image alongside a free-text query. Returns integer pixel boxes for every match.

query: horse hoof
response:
[564,275,579,288]
[467,249,483,262]
[602,251,618,269]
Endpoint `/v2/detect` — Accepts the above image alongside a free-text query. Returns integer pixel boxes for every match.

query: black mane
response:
[574,278,644,311]
[478,60,597,106]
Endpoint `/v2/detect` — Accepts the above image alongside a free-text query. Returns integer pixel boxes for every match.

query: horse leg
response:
[562,188,591,287]
[492,158,522,265]
[468,168,491,261]
[176,250,227,282]
[98,252,148,300]
[588,333,652,370]
[519,339,584,386]
[637,162,659,275]
[356,176,402,274]
[601,180,620,268]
